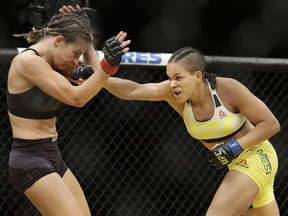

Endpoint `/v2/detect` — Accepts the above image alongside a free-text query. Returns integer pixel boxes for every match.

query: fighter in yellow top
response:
[183,80,246,141]
[103,46,280,216]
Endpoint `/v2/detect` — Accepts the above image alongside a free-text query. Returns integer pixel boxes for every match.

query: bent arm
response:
[82,43,100,72]
[15,55,109,107]
[16,32,129,107]
[60,44,100,83]
[223,78,280,149]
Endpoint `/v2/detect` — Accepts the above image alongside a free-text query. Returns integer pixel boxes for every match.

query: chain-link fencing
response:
[0,53,288,215]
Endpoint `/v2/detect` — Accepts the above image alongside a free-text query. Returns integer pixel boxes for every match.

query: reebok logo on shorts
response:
[236,159,249,169]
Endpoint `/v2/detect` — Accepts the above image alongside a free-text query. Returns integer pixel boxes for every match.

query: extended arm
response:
[104,77,172,101]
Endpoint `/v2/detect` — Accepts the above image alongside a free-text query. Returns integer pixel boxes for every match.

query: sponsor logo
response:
[257,149,272,175]
[96,51,165,65]
[214,150,229,165]
[26,170,35,180]
[219,110,226,118]
[236,159,249,169]
[123,52,163,64]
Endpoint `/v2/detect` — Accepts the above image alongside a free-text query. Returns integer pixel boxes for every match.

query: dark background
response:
[1,0,288,58]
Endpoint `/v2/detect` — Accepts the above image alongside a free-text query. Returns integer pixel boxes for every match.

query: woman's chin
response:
[175,96,186,104]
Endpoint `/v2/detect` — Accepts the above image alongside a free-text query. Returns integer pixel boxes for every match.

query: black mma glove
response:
[207,139,243,169]
[71,64,94,80]
[100,36,124,75]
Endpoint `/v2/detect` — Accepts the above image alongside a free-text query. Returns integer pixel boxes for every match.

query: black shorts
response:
[9,138,68,193]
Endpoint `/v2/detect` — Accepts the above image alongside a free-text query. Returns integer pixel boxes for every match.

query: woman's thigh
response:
[243,199,279,216]
[25,172,86,216]
[206,170,259,216]
[62,169,91,216]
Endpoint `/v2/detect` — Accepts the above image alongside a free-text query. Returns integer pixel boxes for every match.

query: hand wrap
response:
[100,36,124,75]
[207,139,243,169]
[71,64,94,80]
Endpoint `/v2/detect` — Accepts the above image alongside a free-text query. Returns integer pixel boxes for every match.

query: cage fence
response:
[0,50,288,216]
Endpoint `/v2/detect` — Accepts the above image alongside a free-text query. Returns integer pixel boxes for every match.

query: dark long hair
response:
[14,13,92,45]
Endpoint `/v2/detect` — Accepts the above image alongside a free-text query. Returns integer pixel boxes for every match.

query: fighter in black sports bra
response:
[6,48,64,120]
[7,48,68,193]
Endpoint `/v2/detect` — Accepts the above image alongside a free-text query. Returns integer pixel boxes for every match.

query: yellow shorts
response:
[228,140,278,208]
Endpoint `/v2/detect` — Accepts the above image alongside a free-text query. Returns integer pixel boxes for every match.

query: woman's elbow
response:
[274,120,281,133]
[68,97,88,108]
[271,118,281,135]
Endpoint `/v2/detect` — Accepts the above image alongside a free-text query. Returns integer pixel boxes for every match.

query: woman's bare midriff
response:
[8,112,58,140]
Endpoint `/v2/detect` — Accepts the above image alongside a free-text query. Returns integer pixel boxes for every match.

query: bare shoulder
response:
[156,80,175,100]
[9,51,60,94]
[216,77,248,94]
[157,80,171,93]
[8,54,41,92]
[16,52,51,77]
[216,77,253,111]
[157,80,185,115]
[12,51,46,72]
[216,76,242,86]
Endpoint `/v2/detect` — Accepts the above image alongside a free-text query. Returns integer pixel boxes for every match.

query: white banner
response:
[17,48,171,66]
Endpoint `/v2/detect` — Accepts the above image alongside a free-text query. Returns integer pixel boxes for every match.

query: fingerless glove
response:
[100,36,124,75]
[71,64,94,80]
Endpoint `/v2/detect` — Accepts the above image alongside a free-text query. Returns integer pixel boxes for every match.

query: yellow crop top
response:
[183,80,246,142]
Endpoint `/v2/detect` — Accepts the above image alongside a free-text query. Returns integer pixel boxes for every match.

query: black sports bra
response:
[6,48,64,119]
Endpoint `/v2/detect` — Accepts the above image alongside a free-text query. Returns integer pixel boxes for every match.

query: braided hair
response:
[14,13,92,45]
[168,46,217,89]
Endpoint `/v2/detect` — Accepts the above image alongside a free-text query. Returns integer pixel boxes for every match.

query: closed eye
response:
[73,51,81,59]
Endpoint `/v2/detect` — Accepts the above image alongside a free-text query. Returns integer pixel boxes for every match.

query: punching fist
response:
[71,64,94,80]
[100,31,130,75]
[207,139,243,169]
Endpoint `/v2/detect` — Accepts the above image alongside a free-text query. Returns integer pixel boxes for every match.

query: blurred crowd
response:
[1,0,288,58]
